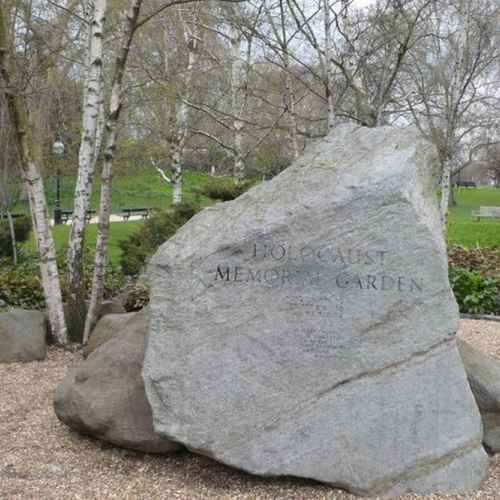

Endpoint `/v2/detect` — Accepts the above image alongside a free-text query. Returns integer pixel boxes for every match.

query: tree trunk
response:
[283,61,299,159]
[230,27,246,183]
[171,141,183,205]
[84,0,143,342]
[0,3,67,344]
[66,0,107,343]
[440,158,452,237]
[322,0,335,130]
[233,122,245,183]
[449,182,456,207]
[83,129,114,342]
[6,209,17,264]
[268,2,299,159]
[170,22,196,206]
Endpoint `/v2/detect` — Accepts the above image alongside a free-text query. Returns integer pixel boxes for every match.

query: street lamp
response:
[52,140,65,225]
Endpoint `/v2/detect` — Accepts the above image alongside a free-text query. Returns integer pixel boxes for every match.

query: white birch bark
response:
[439,158,452,235]
[66,0,107,341]
[322,0,335,130]
[171,13,198,206]
[267,2,299,159]
[84,0,143,342]
[230,27,245,183]
[284,69,299,160]
[0,4,67,344]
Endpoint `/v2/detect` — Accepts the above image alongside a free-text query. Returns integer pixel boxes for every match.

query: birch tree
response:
[171,8,201,204]
[229,15,246,181]
[185,3,265,181]
[283,0,433,129]
[66,0,107,341]
[285,0,339,131]
[153,5,202,205]
[262,0,300,159]
[84,0,144,341]
[84,0,246,339]
[0,1,67,344]
[0,92,19,263]
[403,0,500,232]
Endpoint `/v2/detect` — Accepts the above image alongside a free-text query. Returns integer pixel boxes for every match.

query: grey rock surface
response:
[459,338,500,453]
[0,309,47,362]
[54,307,179,454]
[84,309,141,357]
[143,124,489,496]
[97,300,126,318]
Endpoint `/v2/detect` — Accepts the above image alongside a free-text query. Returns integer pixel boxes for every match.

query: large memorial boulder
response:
[143,124,489,496]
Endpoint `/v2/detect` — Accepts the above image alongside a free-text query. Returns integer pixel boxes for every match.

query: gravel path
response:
[1,319,500,500]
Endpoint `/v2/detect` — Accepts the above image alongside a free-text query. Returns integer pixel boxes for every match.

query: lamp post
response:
[52,140,65,225]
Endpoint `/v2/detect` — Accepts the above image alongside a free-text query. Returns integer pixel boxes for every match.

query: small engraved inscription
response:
[303,328,341,356]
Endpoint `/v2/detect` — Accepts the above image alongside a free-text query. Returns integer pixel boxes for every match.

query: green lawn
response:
[20,178,500,267]
[25,220,143,265]
[19,169,223,265]
[448,187,500,248]
[13,169,216,215]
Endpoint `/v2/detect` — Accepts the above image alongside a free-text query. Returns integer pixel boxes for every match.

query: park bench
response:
[0,212,26,219]
[472,206,500,221]
[61,209,96,224]
[455,180,477,188]
[120,207,152,221]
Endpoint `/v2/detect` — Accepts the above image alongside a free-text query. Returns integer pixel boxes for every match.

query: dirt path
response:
[1,320,500,499]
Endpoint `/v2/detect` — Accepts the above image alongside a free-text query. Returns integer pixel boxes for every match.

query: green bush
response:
[196,179,254,202]
[0,250,125,310]
[0,256,45,309]
[119,202,199,276]
[449,267,500,315]
[0,215,32,258]
[123,282,150,312]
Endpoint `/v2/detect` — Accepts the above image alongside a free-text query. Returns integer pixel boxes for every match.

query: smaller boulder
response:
[54,308,179,454]
[97,300,126,318]
[0,309,47,363]
[84,309,141,357]
[459,338,500,453]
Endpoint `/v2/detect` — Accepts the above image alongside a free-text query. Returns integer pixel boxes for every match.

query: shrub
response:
[197,179,255,202]
[0,250,125,310]
[123,282,150,312]
[448,245,500,280]
[0,215,32,258]
[0,255,45,309]
[449,267,500,315]
[119,202,199,276]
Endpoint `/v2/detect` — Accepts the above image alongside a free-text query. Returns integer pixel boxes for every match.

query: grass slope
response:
[22,175,500,267]
[15,169,215,214]
[448,187,500,248]
[22,170,220,264]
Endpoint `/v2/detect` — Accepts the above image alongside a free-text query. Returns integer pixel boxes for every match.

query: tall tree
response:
[0,0,67,344]
[403,0,500,231]
[66,0,107,341]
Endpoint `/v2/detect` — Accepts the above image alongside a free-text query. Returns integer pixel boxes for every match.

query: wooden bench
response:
[456,180,477,188]
[472,206,500,221]
[121,208,152,221]
[0,213,26,219]
[61,209,96,224]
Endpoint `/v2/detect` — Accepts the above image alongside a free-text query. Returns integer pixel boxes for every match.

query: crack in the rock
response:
[315,336,455,401]
[365,438,486,496]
